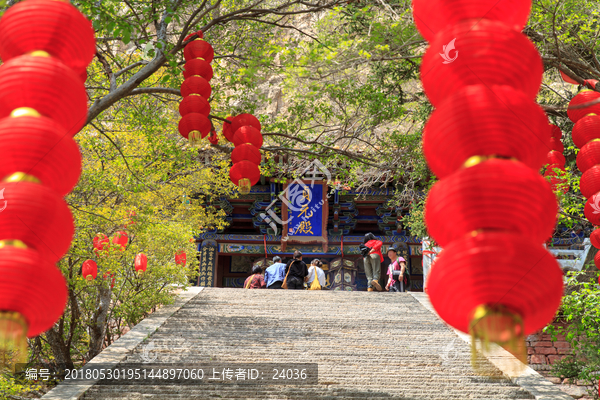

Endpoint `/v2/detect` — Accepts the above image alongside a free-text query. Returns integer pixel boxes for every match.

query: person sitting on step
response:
[265,256,287,289]
[305,259,326,290]
[284,250,308,290]
[243,264,266,289]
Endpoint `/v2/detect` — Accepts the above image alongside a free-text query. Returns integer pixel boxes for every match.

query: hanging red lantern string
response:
[0,0,96,361]
[134,253,147,276]
[82,259,98,281]
[544,125,568,194]
[179,30,215,147]
[413,0,562,365]
[228,114,263,194]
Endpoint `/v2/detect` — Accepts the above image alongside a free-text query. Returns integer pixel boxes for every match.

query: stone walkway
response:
[44,288,573,399]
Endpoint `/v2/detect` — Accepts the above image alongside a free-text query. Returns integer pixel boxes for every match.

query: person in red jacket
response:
[361,232,383,291]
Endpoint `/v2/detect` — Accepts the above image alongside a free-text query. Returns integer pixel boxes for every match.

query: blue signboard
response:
[286,183,323,237]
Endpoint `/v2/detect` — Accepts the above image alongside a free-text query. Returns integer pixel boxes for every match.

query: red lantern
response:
[179,95,210,117]
[229,161,260,192]
[180,76,212,98]
[178,113,212,139]
[182,58,213,81]
[0,54,88,136]
[584,194,600,225]
[549,137,564,153]
[0,247,67,337]
[232,126,263,148]
[175,251,186,266]
[590,229,600,249]
[572,114,600,148]
[584,79,599,89]
[231,114,262,134]
[425,159,557,247]
[0,180,74,262]
[232,143,261,165]
[422,85,550,179]
[412,0,530,43]
[222,116,235,142]
[0,115,81,196]
[576,140,600,173]
[134,253,147,275]
[550,125,563,140]
[560,70,579,85]
[421,19,542,107]
[183,40,214,63]
[567,90,600,123]
[595,251,600,269]
[547,151,566,167]
[111,231,128,250]
[0,0,96,75]
[93,233,109,255]
[427,232,563,335]
[580,165,600,198]
[82,259,97,281]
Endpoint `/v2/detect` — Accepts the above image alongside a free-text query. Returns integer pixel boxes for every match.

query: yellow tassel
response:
[238,178,251,195]
[469,304,526,376]
[0,312,28,370]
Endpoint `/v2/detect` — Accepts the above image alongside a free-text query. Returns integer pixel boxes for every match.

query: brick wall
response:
[527,322,571,372]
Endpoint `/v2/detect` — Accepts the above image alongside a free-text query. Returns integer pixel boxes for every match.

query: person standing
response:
[264,256,287,289]
[305,259,326,290]
[284,251,308,290]
[361,233,383,291]
[243,265,267,289]
[385,246,407,292]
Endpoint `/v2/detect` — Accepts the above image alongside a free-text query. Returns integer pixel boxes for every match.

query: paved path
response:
[45,288,572,399]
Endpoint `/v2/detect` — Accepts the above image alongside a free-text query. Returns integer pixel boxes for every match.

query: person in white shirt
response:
[305,259,326,290]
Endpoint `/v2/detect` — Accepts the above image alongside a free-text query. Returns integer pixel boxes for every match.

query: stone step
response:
[78,289,547,399]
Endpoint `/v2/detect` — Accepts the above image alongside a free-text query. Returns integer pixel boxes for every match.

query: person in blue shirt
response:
[264,256,287,289]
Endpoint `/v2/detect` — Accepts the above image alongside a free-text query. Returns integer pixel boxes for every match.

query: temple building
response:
[193,175,426,291]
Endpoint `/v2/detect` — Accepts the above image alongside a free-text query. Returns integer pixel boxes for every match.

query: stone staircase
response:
[76,288,559,399]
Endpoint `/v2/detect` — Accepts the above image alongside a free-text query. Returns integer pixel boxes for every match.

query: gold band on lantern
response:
[27,50,50,57]
[0,311,28,368]
[463,155,518,169]
[0,240,28,250]
[10,107,41,118]
[2,172,41,184]
[469,304,526,375]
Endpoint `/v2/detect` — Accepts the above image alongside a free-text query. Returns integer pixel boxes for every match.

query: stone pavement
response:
[44,288,573,399]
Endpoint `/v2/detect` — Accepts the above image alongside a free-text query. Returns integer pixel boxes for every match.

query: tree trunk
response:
[45,327,74,370]
[87,286,111,360]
